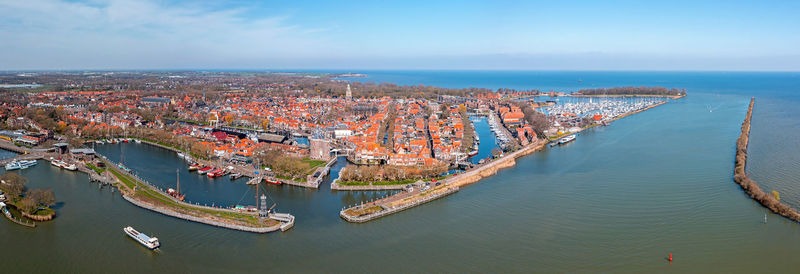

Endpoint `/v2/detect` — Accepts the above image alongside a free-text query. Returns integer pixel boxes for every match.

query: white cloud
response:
[0,0,335,69]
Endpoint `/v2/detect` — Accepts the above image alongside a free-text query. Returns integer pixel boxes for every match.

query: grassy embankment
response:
[107,168,271,226]
[85,162,105,174]
[338,175,450,186]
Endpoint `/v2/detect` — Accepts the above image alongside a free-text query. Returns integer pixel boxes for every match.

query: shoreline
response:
[733,98,800,222]
[0,140,295,234]
[340,98,673,222]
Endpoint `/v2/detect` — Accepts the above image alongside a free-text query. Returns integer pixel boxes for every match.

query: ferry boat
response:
[50,158,77,171]
[188,164,202,171]
[266,178,282,185]
[123,226,160,250]
[558,134,577,145]
[50,157,65,167]
[5,160,37,170]
[468,150,479,157]
[197,166,213,175]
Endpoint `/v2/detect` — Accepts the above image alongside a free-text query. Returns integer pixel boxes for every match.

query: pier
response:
[96,154,295,233]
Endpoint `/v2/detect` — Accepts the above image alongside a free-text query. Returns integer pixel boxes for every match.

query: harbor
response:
[3,72,800,272]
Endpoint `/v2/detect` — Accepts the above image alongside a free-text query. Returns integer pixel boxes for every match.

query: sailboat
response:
[167,168,185,201]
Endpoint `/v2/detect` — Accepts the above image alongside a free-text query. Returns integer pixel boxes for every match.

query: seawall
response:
[122,195,282,233]
[733,98,800,222]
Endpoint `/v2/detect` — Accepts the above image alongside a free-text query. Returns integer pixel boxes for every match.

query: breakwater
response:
[733,98,800,222]
[340,139,547,222]
[96,154,293,233]
[122,195,282,233]
[340,186,460,222]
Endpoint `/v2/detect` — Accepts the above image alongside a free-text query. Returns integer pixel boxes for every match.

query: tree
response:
[27,188,55,207]
[772,190,780,201]
[19,197,37,214]
[0,172,27,197]
[261,119,270,131]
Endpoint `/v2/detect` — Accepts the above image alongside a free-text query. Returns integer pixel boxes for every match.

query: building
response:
[141,97,172,105]
[257,133,287,144]
[309,138,331,160]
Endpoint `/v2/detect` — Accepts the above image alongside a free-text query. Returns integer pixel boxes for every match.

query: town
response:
[0,71,683,230]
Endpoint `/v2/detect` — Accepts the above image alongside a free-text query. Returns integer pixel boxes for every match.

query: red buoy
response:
[668,253,673,262]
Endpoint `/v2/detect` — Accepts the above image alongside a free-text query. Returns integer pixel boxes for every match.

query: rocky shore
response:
[733,98,800,222]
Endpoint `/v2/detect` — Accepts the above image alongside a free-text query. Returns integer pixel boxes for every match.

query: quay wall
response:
[733,98,800,222]
[340,186,460,223]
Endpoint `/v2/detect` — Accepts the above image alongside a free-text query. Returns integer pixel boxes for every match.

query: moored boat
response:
[266,178,282,185]
[558,134,577,145]
[167,188,185,201]
[207,169,225,178]
[188,164,201,171]
[197,166,213,175]
[123,226,160,250]
[5,160,37,170]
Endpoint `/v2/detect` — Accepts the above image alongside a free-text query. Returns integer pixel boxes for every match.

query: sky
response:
[1,0,799,71]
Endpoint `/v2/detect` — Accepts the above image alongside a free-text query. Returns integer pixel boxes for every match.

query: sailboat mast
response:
[176,168,180,194]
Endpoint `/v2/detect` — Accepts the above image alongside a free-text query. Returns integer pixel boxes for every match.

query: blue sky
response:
[1,0,799,70]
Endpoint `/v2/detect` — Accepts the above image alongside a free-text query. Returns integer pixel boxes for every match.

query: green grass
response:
[275,174,307,182]
[302,158,326,169]
[85,162,105,174]
[339,179,417,186]
[107,167,264,226]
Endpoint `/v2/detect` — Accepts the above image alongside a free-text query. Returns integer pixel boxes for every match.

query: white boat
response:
[123,226,160,250]
[62,163,77,171]
[134,139,142,144]
[558,134,577,145]
[5,160,37,170]
[177,152,185,159]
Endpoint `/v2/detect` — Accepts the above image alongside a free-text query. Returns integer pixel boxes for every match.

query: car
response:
[435,182,441,186]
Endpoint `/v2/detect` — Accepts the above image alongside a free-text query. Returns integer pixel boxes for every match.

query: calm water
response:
[469,116,500,164]
[3,71,800,272]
